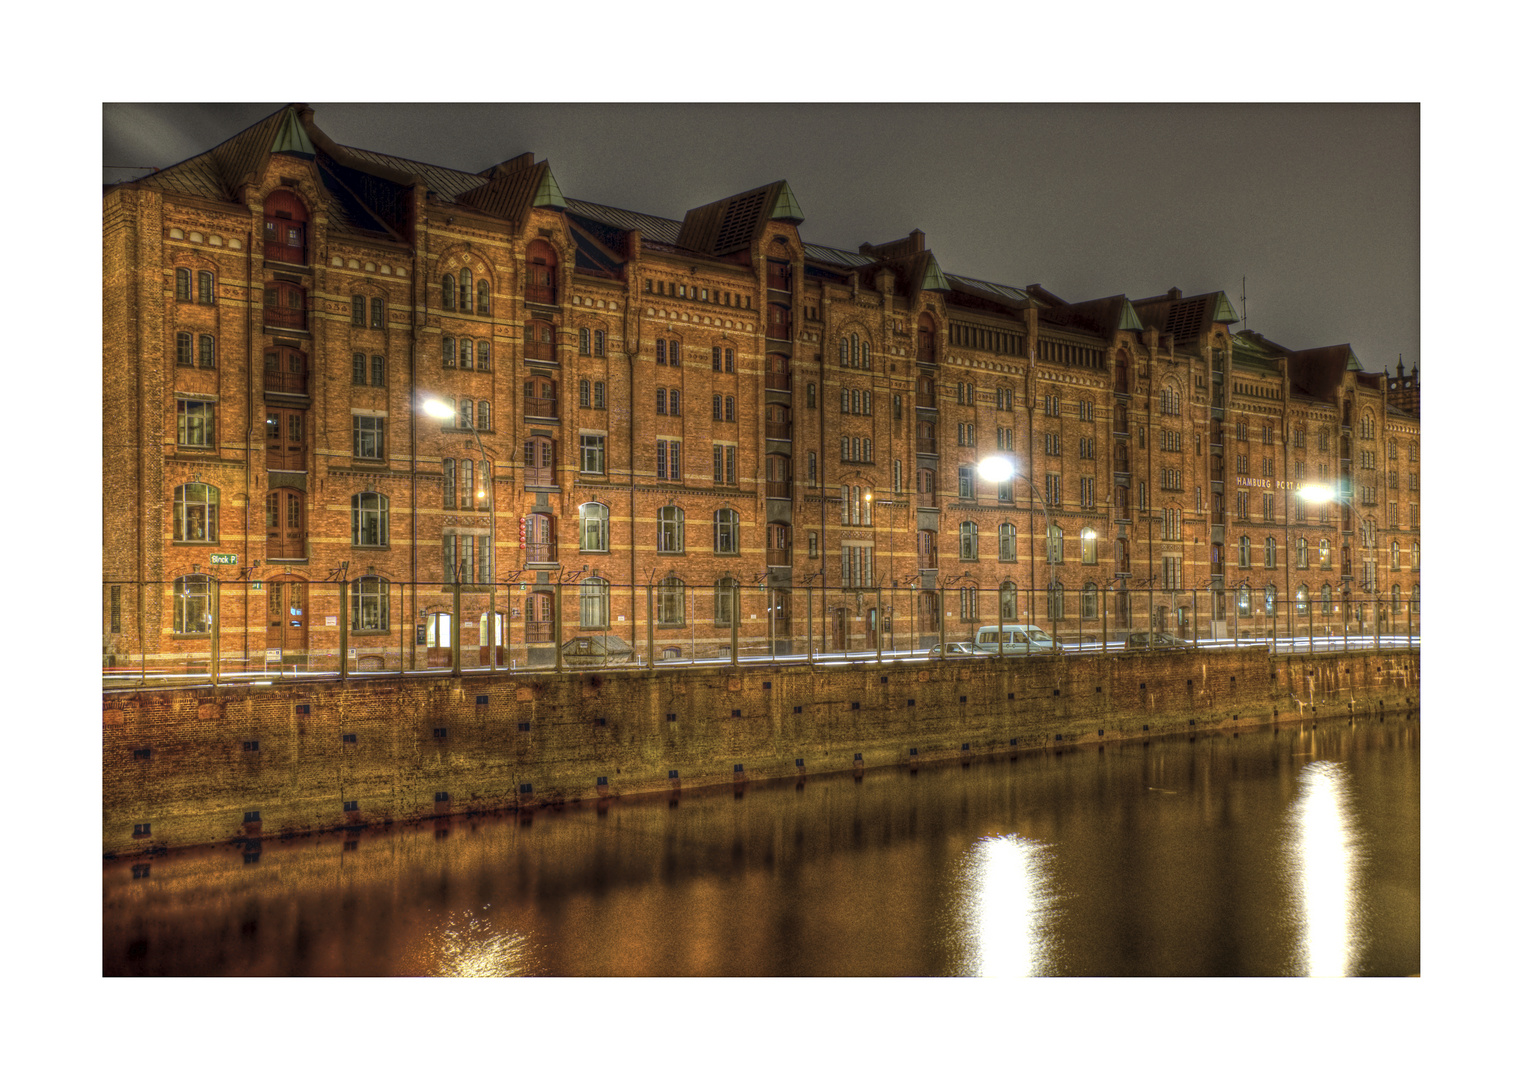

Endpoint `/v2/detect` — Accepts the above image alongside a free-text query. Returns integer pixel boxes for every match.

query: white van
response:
[972,624,1057,655]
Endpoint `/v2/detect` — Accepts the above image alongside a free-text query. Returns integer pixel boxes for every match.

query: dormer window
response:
[526,240,558,305]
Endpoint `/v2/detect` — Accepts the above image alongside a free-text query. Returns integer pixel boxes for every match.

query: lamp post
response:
[978,454,1057,653]
[421,396,494,673]
[1297,483,1372,649]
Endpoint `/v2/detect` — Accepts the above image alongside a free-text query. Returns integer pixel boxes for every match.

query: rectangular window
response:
[580,435,605,475]
[808,532,819,558]
[1263,492,1273,520]
[371,299,384,330]
[443,459,456,508]
[176,400,215,447]
[657,439,681,481]
[1045,473,1062,508]
[352,296,366,326]
[807,452,817,486]
[353,415,385,460]
[958,466,974,500]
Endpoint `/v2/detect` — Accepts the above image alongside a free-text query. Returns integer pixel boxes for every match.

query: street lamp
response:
[421,396,495,672]
[1297,482,1374,645]
[978,454,1058,653]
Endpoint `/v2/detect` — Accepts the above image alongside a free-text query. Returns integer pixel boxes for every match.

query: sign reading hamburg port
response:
[210,554,237,566]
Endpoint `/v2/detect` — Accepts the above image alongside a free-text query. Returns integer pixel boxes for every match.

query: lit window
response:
[579,503,609,552]
[173,483,219,542]
[657,506,685,553]
[350,576,389,631]
[173,574,213,634]
[350,492,388,547]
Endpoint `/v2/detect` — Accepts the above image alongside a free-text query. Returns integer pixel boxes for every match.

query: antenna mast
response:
[1240,276,1248,333]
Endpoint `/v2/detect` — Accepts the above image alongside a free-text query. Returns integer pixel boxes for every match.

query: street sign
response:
[210,553,237,566]
[265,648,282,663]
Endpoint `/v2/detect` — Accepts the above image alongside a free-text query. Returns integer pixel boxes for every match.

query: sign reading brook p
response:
[210,554,237,566]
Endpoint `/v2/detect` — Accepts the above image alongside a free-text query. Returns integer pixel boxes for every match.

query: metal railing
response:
[101,580,1420,687]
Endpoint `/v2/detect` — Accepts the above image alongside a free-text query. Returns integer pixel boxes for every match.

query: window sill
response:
[173,540,221,546]
[349,629,392,637]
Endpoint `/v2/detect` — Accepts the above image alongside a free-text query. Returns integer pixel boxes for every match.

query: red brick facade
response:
[102,105,1420,672]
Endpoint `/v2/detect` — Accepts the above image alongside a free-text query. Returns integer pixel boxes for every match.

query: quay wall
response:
[103,649,1419,856]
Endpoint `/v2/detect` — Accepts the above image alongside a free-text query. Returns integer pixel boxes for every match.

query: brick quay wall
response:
[103,649,1419,856]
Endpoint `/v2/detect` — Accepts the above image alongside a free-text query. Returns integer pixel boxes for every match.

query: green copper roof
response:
[270,107,315,158]
[1346,349,1363,371]
[920,254,951,293]
[1212,293,1240,324]
[533,166,567,210]
[770,181,804,223]
[1119,299,1143,332]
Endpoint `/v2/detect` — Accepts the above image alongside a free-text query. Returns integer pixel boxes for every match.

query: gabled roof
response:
[1048,294,1143,337]
[677,181,801,256]
[121,106,300,201]
[1133,289,1240,341]
[457,155,564,222]
[1288,344,1359,401]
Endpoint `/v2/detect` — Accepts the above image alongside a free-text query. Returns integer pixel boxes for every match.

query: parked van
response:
[972,624,1057,655]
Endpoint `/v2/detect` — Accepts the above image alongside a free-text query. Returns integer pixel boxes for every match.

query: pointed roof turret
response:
[919,252,951,293]
[770,180,804,224]
[533,165,567,210]
[270,105,316,158]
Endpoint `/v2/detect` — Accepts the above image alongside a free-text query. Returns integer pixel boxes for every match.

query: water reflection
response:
[954,834,1057,976]
[416,910,538,977]
[1287,760,1365,976]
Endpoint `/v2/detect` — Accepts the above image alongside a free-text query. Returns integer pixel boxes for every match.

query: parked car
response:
[971,624,1058,655]
[1122,631,1189,650]
[925,641,984,658]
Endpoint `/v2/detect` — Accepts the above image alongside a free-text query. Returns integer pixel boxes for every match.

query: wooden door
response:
[831,609,846,651]
[265,408,305,471]
[526,591,554,644]
[266,575,308,656]
[266,488,305,559]
[524,513,555,563]
[525,437,555,487]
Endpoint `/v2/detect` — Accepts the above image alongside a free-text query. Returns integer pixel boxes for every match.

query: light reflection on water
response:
[1288,760,1365,977]
[953,834,1057,977]
[104,719,1418,976]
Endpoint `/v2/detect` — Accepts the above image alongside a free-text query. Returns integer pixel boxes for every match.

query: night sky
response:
[103,102,1418,374]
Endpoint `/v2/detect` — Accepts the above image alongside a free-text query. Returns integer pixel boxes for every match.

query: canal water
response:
[103,717,1419,976]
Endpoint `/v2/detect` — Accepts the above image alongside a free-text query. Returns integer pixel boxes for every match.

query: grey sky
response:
[104,102,1419,372]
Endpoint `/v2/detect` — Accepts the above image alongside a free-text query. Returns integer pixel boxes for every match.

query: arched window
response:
[173,574,213,634]
[1391,583,1401,615]
[839,338,849,366]
[1047,525,1063,564]
[1265,584,1276,618]
[1238,584,1252,615]
[442,337,456,368]
[579,502,609,552]
[1295,585,1309,616]
[959,586,979,622]
[526,239,558,305]
[999,523,1018,562]
[1321,584,1333,615]
[1297,537,1309,568]
[442,274,456,310]
[477,341,491,371]
[1318,539,1331,568]
[1411,584,1419,613]
[580,576,609,629]
[657,575,686,626]
[525,319,556,362]
[1391,541,1400,570]
[1047,582,1064,619]
[714,509,740,554]
[351,492,388,547]
[1412,542,1419,571]
[851,333,860,365]
[478,277,491,315]
[478,401,491,431]
[959,521,978,560]
[861,341,871,370]
[350,576,389,631]
[459,267,473,312]
[175,267,191,301]
[1081,527,1097,565]
[1000,581,1019,620]
[460,339,474,370]
[657,506,684,553]
[1265,537,1277,568]
[715,577,739,627]
[579,327,591,355]
[1082,582,1099,619]
[917,313,936,364]
[174,483,219,542]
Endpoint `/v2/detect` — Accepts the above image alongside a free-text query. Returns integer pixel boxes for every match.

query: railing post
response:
[505,582,514,671]
[876,588,884,665]
[938,586,946,657]
[139,583,147,687]
[806,586,814,666]
[731,583,740,667]
[210,580,220,686]
[554,582,564,672]
[1101,587,1107,652]
[451,583,462,677]
[489,582,497,674]
[646,585,655,669]
[339,579,349,682]
[1191,588,1198,650]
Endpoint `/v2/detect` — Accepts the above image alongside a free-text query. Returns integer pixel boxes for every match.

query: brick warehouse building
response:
[102,104,1420,673]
